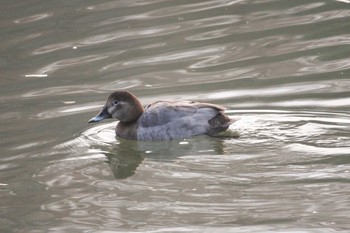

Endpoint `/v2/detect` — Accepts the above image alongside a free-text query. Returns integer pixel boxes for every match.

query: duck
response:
[88,90,234,141]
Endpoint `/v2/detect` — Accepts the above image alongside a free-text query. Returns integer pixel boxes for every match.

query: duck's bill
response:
[88,106,111,123]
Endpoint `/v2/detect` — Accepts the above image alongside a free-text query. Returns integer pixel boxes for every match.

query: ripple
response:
[239,8,350,33]
[298,56,350,74]
[35,103,99,119]
[228,110,350,148]
[183,15,241,29]
[35,54,108,74]
[264,97,350,108]
[186,28,232,41]
[32,41,75,55]
[79,122,116,146]
[83,0,163,12]
[296,35,350,50]
[206,80,349,102]
[22,86,95,98]
[285,143,350,156]
[124,46,226,66]
[101,45,227,72]
[146,0,240,18]
[98,79,143,91]
[14,13,53,24]
[33,25,179,55]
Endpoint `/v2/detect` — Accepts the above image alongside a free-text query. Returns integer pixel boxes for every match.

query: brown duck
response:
[89,91,233,141]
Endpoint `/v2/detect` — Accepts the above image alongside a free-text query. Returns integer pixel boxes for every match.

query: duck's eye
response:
[113,100,119,105]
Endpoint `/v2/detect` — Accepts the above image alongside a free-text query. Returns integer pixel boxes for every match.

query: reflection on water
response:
[1,0,350,232]
[56,120,232,179]
[105,138,228,179]
[51,109,350,182]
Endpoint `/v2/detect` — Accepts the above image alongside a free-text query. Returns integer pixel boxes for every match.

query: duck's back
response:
[135,101,231,141]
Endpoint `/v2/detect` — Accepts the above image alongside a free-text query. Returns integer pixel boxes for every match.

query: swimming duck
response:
[88,91,233,141]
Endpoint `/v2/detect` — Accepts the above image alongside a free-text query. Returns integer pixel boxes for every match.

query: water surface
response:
[1,0,350,232]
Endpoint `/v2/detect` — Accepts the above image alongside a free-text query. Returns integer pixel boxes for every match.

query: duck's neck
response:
[116,121,138,140]
[128,99,144,122]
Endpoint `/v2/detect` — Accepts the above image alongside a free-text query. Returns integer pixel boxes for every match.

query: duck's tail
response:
[208,113,231,133]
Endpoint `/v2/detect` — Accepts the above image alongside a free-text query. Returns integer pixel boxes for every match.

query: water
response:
[1,0,350,232]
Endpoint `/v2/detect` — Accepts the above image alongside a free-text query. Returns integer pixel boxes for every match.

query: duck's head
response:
[88,91,144,123]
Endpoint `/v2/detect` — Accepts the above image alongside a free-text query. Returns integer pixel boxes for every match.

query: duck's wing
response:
[136,101,230,140]
[140,101,225,127]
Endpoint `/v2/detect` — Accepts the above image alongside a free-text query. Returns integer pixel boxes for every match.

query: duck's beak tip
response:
[88,117,99,123]
[88,107,111,124]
